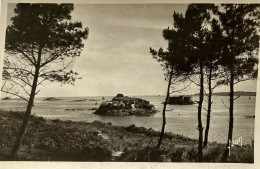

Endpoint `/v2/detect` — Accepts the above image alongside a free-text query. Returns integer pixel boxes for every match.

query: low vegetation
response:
[0,110,253,162]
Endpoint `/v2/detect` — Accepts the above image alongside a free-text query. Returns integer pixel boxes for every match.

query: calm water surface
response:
[0,95,255,144]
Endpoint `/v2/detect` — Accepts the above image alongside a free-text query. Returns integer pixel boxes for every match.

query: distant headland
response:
[195,91,256,96]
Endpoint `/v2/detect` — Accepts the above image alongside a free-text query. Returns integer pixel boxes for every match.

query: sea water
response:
[0,95,255,145]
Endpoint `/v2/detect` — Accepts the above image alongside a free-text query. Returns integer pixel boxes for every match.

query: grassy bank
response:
[0,110,254,162]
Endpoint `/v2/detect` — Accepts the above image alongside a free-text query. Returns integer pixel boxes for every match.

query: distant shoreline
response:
[194,91,256,96]
[1,91,256,100]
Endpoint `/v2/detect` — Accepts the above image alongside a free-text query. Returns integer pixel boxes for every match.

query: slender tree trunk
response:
[11,47,42,157]
[221,68,234,162]
[203,66,213,147]
[198,61,204,162]
[156,68,173,149]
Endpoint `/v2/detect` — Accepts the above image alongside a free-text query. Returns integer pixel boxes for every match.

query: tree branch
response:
[170,81,192,94]
[9,79,30,96]
[234,95,240,101]
[217,67,230,83]
[234,78,253,84]
[40,48,67,68]
[221,99,229,109]
[7,44,36,66]
[35,90,41,95]
[188,76,200,86]
[3,67,35,76]
[9,75,32,87]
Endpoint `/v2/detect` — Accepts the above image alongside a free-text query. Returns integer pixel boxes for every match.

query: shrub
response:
[170,148,185,162]
[203,145,224,162]
[186,147,197,162]
[121,146,168,162]
[228,145,254,163]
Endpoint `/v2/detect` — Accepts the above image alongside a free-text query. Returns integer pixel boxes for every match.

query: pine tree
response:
[150,11,191,149]
[2,3,89,157]
[217,4,259,161]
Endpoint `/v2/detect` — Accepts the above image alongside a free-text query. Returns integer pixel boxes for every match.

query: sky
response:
[2,3,258,97]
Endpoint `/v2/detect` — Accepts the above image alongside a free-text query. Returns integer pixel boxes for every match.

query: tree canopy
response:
[217,4,259,84]
[3,4,89,100]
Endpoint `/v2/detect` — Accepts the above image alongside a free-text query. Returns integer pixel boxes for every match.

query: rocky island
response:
[43,97,62,101]
[2,97,11,100]
[94,94,156,116]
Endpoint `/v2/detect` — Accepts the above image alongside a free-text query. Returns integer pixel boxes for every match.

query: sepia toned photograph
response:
[0,0,259,166]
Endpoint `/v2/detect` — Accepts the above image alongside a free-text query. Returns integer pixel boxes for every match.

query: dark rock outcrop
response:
[43,97,62,101]
[2,97,11,100]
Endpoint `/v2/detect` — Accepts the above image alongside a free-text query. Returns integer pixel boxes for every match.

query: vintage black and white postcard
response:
[0,0,259,169]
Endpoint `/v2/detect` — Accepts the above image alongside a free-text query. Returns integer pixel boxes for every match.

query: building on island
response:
[168,96,195,105]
